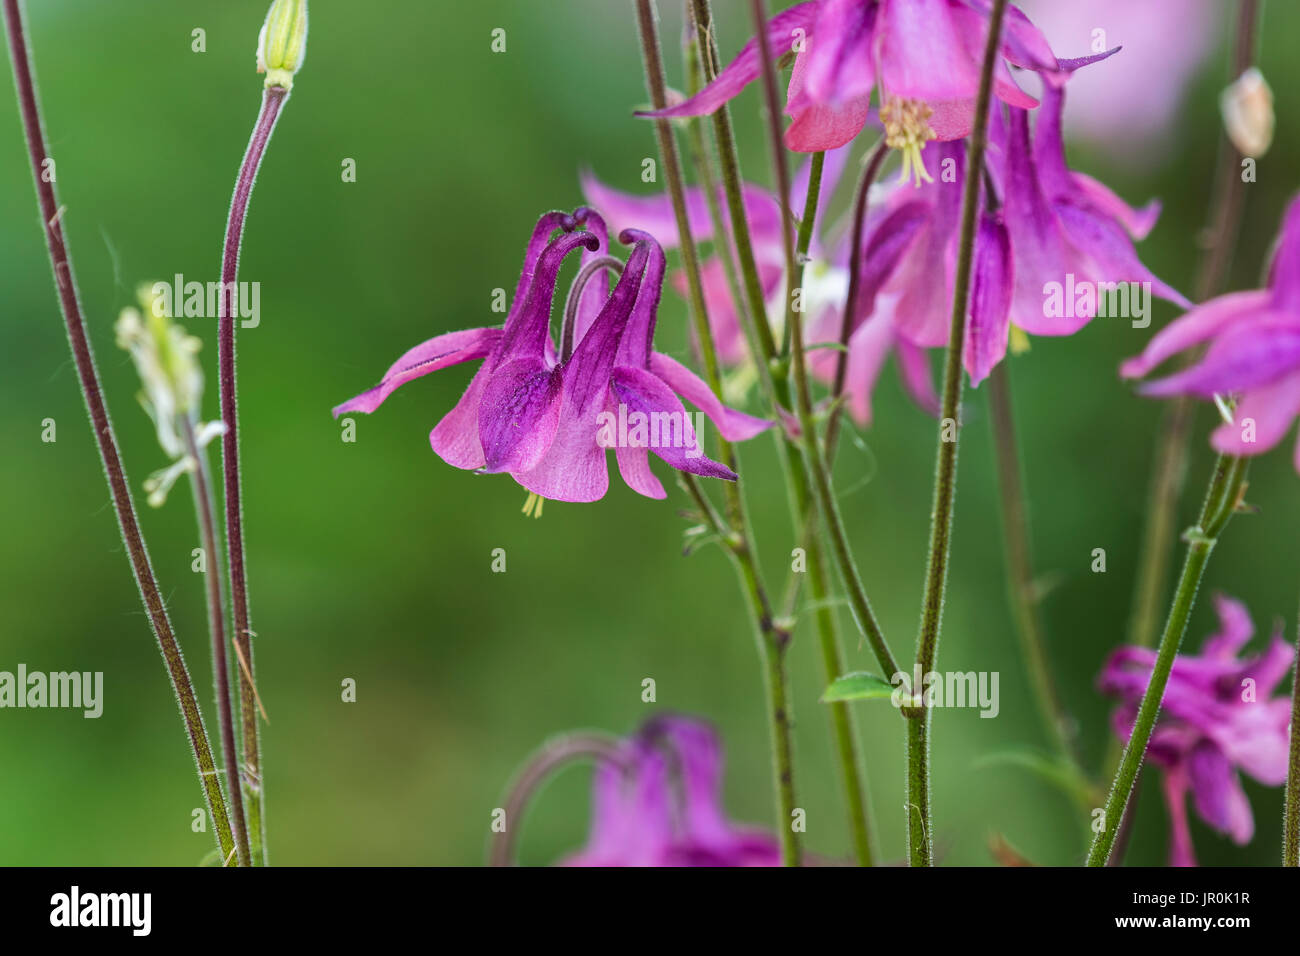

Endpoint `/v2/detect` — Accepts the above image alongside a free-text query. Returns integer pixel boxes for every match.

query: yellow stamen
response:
[521,491,545,519]
[881,96,936,189]
[1009,324,1031,355]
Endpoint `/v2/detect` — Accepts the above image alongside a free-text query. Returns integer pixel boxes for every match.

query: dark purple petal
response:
[1188,742,1254,844]
[964,211,1013,387]
[611,366,738,481]
[477,358,564,475]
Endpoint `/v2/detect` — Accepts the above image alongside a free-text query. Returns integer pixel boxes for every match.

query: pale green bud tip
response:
[257,0,308,90]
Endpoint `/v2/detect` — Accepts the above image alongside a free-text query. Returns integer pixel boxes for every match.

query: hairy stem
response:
[907,0,1009,867]
[1087,454,1248,866]
[636,0,800,865]
[1126,0,1259,654]
[987,362,1074,765]
[2,0,236,862]
[184,418,250,866]
[219,85,289,866]
[1283,590,1300,866]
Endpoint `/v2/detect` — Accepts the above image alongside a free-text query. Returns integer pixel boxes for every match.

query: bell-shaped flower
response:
[333,210,771,503]
[561,715,781,867]
[1098,595,1294,866]
[641,0,1059,156]
[993,76,1188,342]
[1122,195,1300,471]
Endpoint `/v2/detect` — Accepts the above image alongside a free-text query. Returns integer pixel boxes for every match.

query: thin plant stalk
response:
[183,418,250,866]
[1087,454,1249,866]
[2,0,237,862]
[218,85,290,866]
[1283,590,1300,866]
[906,0,1009,867]
[681,2,873,865]
[986,362,1074,766]
[635,0,800,866]
[1127,0,1259,655]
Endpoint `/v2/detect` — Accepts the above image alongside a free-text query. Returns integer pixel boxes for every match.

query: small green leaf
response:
[821,671,895,703]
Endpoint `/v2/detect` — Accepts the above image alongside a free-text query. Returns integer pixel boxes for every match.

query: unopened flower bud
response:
[1220,67,1273,159]
[257,0,308,90]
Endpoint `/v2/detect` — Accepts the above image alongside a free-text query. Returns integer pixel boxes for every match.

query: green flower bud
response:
[257,0,308,90]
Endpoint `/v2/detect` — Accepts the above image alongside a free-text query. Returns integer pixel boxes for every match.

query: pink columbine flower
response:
[642,0,1060,159]
[585,148,940,425]
[333,209,771,503]
[1122,195,1300,471]
[1098,595,1294,866]
[561,715,781,867]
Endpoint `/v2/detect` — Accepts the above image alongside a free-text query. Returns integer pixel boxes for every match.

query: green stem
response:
[183,418,251,866]
[1284,588,1300,866]
[748,0,900,682]
[808,532,876,865]
[2,0,237,864]
[1086,454,1248,867]
[1124,0,1258,658]
[987,362,1074,766]
[636,0,800,866]
[907,0,1009,868]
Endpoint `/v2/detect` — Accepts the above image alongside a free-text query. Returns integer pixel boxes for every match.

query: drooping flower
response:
[585,147,940,424]
[1122,195,1300,472]
[1098,595,1294,866]
[561,714,781,867]
[115,284,226,507]
[333,209,771,503]
[642,0,1059,158]
[991,74,1189,343]
[842,61,1183,389]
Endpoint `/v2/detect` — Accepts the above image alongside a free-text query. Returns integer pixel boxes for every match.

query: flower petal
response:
[802,0,878,104]
[649,351,772,441]
[332,327,501,416]
[611,366,738,482]
[477,358,564,475]
[1141,318,1300,398]
[878,0,980,102]
[1209,368,1300,456]
[1120,290,1272,380]
[1187,741,1254,844]
[637,1,821,119]
[965,211,1014,387]
[785,52,874,152]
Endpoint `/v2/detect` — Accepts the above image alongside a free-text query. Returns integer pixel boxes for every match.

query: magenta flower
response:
[585,148,939,425]
[1122,196,1300,471]
[561,715,780,867]
[642,0,1058,155]
[333,209,772,502]
[991,75,1188,342]
[1099,595,1295,866]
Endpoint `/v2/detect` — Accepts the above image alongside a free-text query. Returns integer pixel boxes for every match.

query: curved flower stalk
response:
[560,715,781,867]
[642,0,1060,156]
[1099,595,1294,866]
[334,209,772,502]
[1123,195,1300,470]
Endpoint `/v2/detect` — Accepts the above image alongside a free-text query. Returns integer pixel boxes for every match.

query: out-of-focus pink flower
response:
[641,0,1062,157]
[561,715,781,867]
[1123,195,1300,472]
[1018,0,1219,165]
[1099,595,1294,866]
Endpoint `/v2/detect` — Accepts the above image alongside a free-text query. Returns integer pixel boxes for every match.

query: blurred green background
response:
[1,0,1297,866]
